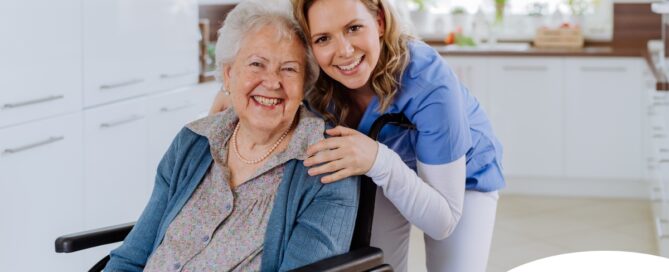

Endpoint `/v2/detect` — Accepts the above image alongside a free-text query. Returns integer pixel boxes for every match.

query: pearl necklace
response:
[231,122,291,164]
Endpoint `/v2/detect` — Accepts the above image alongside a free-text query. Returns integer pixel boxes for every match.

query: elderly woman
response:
[103,1,359,271]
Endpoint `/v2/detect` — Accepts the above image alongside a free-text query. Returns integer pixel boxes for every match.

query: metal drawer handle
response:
[656,217,669,239]
[2,136,64,155]
[580,66,627,73]
[100,115,144,129]
[654,134,667,139]
[653,126,664,131]
[160,71,194,79]
[2,95,64,110]
[653,95,668,101]
[160,103,194,113]
[100,78,144,90]
[502,65,547,72]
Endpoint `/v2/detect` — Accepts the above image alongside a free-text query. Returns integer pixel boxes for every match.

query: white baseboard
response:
[501,176,651,199]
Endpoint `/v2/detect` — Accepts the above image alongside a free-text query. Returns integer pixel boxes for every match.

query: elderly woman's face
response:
[223,25,306,133]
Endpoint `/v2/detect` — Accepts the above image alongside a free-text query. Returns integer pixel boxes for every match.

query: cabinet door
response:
[488,57,564,177]
[83,0,154,107]
[191,81,222,116]
[148,0,200,92]
[146,87,206,173]
[564,58,643,179]
[0,113,85,271]
[83,98,150,230]
[0,0,82,128]
[442,56,491,112]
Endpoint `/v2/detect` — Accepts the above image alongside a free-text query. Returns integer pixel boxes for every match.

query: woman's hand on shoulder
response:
[304,126,378,183]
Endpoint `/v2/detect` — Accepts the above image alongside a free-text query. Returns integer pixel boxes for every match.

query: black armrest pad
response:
[289,247,385,272]
[55,222,135,253]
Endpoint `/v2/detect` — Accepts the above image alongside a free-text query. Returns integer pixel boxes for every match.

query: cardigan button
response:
[202,235,210,242]
[225,204,232,211]
[173,262,181,270]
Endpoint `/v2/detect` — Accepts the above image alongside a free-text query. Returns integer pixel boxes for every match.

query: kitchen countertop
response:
[429,41,669,91]
[432,43,645,58]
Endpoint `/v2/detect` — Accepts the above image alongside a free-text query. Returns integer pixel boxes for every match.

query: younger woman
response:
[291,0,504,271]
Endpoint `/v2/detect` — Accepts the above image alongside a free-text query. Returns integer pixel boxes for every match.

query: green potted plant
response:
[567,0,599,27]
[408,0,434,34]
[409,0,431,11]
[450,6,470,33]
[527,2,548,29]
[494,0,507,24]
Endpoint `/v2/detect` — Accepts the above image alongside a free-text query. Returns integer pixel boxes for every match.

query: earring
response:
[221,87,230,96]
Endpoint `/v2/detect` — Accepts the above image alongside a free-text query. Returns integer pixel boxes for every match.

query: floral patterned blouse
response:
[143,107,323,272]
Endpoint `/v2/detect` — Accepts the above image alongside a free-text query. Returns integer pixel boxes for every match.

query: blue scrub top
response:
[356,41,505,192]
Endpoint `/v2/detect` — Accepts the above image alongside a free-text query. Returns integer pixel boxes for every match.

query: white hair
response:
[215,0,319,92]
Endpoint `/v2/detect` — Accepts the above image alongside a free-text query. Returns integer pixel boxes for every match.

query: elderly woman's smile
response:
[223,24,307,134]
[252,95,282,107]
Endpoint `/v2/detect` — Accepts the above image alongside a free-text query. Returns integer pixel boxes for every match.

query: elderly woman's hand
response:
[304,126,378,183]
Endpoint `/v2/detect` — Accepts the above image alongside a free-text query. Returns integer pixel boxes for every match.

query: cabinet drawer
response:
[564,58,643,179]
[83,98,150,229]
[83,0,154,107]
[0,113,85,271]
[488,57,564,177]
[656,216,669,257]
[0,0,82,128]
[146,87,207,172]
[148,0,200,92]
[191,81,221,113]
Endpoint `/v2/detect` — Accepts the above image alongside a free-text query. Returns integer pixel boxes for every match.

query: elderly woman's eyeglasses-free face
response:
[222,24,307,135]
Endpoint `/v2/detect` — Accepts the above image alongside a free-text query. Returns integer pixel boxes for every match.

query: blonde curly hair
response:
[292,0,413,126]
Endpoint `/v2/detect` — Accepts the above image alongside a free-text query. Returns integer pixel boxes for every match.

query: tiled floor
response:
[407,194,656,272]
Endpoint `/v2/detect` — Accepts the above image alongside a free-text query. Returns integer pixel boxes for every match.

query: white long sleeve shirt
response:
[365,143,465,271]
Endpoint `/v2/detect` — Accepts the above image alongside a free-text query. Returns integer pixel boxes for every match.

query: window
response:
[390,0,613,41]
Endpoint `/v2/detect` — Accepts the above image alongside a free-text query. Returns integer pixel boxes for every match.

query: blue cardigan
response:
[104,127,360,271]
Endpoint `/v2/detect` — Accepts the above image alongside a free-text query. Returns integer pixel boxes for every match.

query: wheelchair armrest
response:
[55,222,135,253]
[289,246,386,272]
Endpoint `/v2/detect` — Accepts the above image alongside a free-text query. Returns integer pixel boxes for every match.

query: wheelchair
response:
[55,113,415,272]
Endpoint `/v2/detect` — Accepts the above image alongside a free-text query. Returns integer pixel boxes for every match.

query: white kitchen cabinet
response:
[488,57,564,177]
[190,81,222,118]
[564,58,644,179]
[148,0,200,93]
[83,98,151,230]
[0,0,82,128]
[146,87,208,173]
[442,56,491,112]
[146,82,219,173]
[0,113,85,271]
[83,0,155,107]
